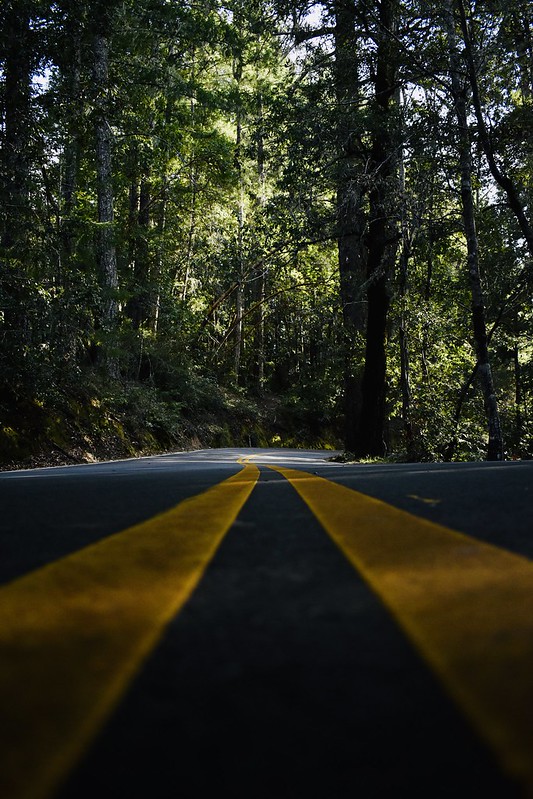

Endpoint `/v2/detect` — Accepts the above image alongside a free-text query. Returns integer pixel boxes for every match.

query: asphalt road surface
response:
[1,448,532,799]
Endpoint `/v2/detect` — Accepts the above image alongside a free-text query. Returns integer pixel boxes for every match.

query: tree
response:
[443,0,503,460]
[91,0,120,375]
[0,1,34,379]
[356,0,400,457]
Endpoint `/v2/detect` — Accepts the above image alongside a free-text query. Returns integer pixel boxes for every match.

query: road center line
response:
[0,463,259,799]
[270,465,533,792]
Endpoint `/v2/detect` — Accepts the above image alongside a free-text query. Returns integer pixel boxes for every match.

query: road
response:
[0,448,532,798]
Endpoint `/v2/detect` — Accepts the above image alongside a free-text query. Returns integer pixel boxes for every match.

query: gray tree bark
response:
[0,5,32,353]
[253,90,267,395]
[333,0,367,452]
[356,0,400,458]
[398,139,414,453]
[93,27,119,372]
[233,52,245,385]
[445,0,503,461]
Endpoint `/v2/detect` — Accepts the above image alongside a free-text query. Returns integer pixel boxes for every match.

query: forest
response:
[1,0,532,465]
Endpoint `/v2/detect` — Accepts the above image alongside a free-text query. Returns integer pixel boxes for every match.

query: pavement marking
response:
[407,493,442,507]
[0,463,259,799]
[270,465,533,792]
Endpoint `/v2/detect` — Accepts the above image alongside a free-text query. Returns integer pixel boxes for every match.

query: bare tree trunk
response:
[0,5,34,384]
[233,52,245,384]
[512,342,524,452]
[253,268,266,392]
[126,140,160,341]
[253,90,267,394]
[152,83,176,331]
[153,166,168,334]
[60,35,81,265]
[334,0,367,452]
[55,19,84,366]
[127,147,140,283]
[234,274,244,382]
[181,179,197,303]
[1,11,31,247]
[129,173,151,330]
[93,21,119,375]
[181,51,197,303]
[356,0,400,457]
[445,0,503,461]
[398,143,414,453]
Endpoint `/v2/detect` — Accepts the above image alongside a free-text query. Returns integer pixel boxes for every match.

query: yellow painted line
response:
[407,493,442,507]
[270,465,533,791]
[0,463,259,799]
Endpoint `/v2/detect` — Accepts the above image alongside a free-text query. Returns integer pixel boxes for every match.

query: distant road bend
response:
[0,448,532,798]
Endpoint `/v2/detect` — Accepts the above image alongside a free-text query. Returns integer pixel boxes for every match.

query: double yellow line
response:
[1,458,533,798]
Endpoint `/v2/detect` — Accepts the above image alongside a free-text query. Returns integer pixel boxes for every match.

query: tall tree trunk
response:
[512,342,523,453]
[60,21,82,267]
[398,141,414,453]
[152,88,175,331]
[58,19,83,365]
[181,178,197,302]
[128,172,151,331]
[0,4,32,358]
[252,267,266,393]
[253,90,267,395]
[0,2,32,401]
[1,10,31,249]
[153,168,168,334]
[127,147,140,287]
[333,0,367,452]
[93,14,119,375]
[356,0,399,457]
[181,50,197,303]
[445,0,503,461]
[233,52,245,384]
